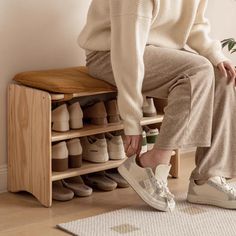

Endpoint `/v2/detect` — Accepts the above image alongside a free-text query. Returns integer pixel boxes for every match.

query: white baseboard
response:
[0,165,8,193]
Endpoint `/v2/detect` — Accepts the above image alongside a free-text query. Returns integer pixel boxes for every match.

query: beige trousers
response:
[85,45,236,181]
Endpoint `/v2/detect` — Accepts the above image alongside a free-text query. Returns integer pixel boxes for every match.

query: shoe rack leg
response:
[8,84,52,207]
[170,149,180,178]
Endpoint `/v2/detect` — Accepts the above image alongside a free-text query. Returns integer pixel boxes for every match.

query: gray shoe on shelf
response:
[104,169,130,188]
[82,172,117,191]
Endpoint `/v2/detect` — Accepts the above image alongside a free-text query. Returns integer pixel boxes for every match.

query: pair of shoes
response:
[140,126,159,154]
[52,138,82,172]
[83,99,121,125]
[187,176,236,209]
[80,133,126,163]
[140,126,176,156]
[52,102,83,132]
[142,96,157,117]
[118,155,175,212]
[52,176,92,201]
[83,171,118,191]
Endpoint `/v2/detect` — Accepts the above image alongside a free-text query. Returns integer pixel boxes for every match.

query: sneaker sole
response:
[118,164,175,212]
[187,194,236,209]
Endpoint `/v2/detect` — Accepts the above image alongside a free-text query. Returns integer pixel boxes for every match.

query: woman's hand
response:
[217,61,236,85]
[124,135,142,158]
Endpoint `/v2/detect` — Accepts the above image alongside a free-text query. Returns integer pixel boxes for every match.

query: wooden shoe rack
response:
[8,83,180,207]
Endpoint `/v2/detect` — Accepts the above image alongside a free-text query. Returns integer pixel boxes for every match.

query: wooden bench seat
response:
[13,66,117,101]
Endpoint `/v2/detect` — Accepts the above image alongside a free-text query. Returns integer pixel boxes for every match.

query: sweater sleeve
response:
[187,0,230,66]
[109,0,154,135]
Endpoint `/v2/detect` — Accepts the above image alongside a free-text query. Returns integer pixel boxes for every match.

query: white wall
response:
[0,0,236,192]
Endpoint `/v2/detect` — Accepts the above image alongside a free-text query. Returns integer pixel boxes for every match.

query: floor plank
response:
[0,152,196,235]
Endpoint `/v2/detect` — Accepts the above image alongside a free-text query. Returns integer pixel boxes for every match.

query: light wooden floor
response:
[0,152,196,236]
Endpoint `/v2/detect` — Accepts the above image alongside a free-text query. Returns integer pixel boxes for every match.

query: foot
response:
[118,155,175,211]
[138,148,172,171]
[187,176,236,209]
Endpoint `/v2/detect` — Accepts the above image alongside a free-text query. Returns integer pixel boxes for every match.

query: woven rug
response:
[57,193,236,236]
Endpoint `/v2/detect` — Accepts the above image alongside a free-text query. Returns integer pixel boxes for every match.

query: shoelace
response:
[150,177,175,208]
[219,177,236,197]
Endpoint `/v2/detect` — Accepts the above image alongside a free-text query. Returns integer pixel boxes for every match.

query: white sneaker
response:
[52,104,70,132]
[80,134,109,163]
[142,96,157,117]
[118,155,175,211]
[187,176,236,209]
[105,132,126,160]
[68,102,83,129]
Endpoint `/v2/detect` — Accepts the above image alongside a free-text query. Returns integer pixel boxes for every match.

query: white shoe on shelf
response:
[144,126,159,151]
[140,130,148,155]
[80,134,109,163]
[52,104,70,132]
[105,132,126,160]
[142,96,157,117]
[68,102,83,129]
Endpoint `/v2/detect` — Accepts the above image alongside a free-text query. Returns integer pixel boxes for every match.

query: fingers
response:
[224,63,236,82]
[124,135,142,157]
[218,62,236,85]
[218,63,228,79]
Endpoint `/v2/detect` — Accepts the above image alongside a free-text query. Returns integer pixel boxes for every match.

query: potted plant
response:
[221,38,236,67]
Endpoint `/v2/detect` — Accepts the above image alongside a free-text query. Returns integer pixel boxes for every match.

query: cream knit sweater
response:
[78,0,229,135]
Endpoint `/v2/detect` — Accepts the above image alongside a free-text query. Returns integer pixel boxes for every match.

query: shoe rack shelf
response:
[52,115,164,142]
[8,84,180,207]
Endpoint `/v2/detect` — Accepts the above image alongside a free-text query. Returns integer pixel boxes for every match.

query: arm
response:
[109,0,154,135]
[187,0,230,66]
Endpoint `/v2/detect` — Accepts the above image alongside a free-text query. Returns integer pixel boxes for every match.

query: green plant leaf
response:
[222,41,229,48]
[229,41,236,51]
[231,49,236,54]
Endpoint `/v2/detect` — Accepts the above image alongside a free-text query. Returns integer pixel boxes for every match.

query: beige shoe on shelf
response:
[83,101,108,125]
[142,96,157,117]
[52,141,69,172]
[66,138,83,168]
[52,180,74,201]
[80,134,109,163]
[105,132,126,160]
[52,104,70,132]
[68,101,83,129]
[62,176,93,197]
[104,99,121,123]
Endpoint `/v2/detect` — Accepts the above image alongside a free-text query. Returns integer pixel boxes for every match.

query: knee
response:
[191,55,215,75]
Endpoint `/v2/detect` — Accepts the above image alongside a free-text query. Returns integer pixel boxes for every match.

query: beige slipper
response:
[52,180,74,201]
[62,176,92,197]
